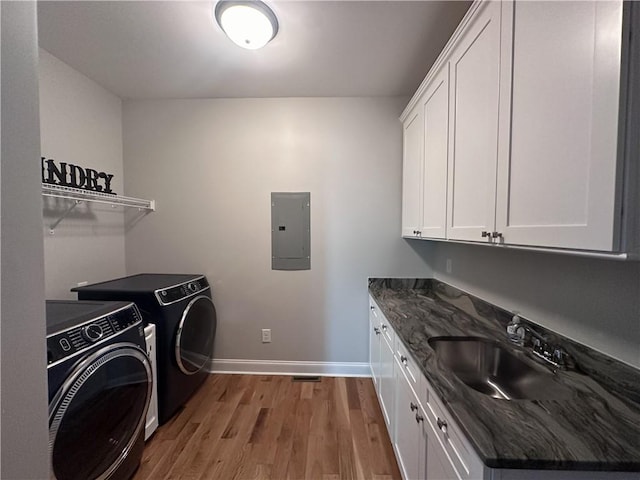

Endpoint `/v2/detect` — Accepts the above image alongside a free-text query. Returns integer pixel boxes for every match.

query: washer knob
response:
[187,282,198,293]
[82,324,104,342]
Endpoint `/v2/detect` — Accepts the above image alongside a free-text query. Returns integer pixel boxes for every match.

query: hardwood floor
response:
[134,374,401,480]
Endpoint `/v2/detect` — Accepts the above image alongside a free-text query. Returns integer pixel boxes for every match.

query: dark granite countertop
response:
[368,278,640,471]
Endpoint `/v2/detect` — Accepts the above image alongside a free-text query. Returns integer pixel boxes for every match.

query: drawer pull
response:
[400,355,408,365]
[410,402,418,412]
[415,412,424,424]
[437,417,448,434]
[381,324,387,331]
[374,327,381,335]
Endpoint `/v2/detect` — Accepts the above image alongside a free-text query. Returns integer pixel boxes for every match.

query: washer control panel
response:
[47,305,142,365]
[155,276,209,305]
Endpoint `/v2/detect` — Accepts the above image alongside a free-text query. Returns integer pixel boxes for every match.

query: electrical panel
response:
[271,192,310,271]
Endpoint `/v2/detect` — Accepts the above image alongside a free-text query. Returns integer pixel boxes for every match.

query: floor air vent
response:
[292,376,321,382]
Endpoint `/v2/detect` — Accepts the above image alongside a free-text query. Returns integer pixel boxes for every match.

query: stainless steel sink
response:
[428,336,572,401]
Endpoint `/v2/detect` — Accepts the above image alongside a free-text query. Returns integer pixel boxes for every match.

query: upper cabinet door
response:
[495,0,624,251]
[402,107,424,238]
[447,1,502,242]
[420,64,450,239]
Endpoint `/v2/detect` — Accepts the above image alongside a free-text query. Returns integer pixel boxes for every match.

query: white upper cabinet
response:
[495,0,625,251]
[420,64,450,239]
[401,107,423,238]
[401,58,450,240]
[401,0,637,255]
[446,0,502,243]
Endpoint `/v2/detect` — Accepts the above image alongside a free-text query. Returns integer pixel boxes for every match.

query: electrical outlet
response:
[446,259,452,274]
[261,329,271,343]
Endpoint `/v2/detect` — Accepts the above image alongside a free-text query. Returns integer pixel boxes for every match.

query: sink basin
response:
[428,336,572,401]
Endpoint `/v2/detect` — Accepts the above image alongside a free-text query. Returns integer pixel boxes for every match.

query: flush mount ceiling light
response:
[214,1,279,50]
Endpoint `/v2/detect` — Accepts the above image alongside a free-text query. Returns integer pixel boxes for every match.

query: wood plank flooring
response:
[134,374,401,480]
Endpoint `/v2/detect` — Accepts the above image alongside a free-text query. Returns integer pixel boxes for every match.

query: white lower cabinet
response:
[427,431,459,480]
[379,330,396,430]
[422,372,485,480]
[393,356,427,480]
[369,301,382,393]
[370,295,481,480]
[368,294,639,480]
[372,296,396,431]
[369,295,640,479]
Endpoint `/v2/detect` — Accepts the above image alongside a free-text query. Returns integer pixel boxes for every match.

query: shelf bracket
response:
[49,200,82,234]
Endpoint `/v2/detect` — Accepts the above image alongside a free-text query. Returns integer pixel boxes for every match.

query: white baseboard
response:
[207,358,371,377]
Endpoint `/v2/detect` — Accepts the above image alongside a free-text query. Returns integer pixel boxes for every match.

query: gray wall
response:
[39,49,126,299]
[1,1,49,477]
[123,97,433,364]
[427,241,640,368]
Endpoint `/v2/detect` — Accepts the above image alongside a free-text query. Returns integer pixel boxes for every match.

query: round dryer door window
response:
[49,345,151,480]
[175,295,217,375]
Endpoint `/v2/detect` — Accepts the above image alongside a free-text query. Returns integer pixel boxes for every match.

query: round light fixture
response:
[214,1,279,50]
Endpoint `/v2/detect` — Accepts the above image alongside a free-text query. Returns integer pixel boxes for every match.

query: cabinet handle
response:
[415,412,424,424]
[381,324,387,331]
[481,231,491,238]
[374,327,380,335]
[437,417,448,434]
[400,355,408,365]
[370,305,375,311]
[410,402,418,412]
[492,231,503,239]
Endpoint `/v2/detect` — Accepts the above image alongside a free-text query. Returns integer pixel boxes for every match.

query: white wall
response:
[39,49,126,299]
[1,1,49,476]
[123,97,433,365]
[427,241,640,368]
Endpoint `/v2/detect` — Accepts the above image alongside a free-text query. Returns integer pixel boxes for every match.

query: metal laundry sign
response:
[41,157,116,194]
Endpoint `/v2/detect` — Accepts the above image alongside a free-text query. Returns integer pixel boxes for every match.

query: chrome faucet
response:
[506,314,526,346]
[506,314,567,368]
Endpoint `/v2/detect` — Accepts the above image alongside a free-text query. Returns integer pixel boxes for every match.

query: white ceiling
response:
[37,1,471,99]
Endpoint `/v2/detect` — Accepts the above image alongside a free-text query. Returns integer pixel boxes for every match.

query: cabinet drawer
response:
[381,323,395,350]
[378,316,395,347]
[423,379,484,480]
[395,337,420,387]
[369,297,380,325]
[369,297,395,351]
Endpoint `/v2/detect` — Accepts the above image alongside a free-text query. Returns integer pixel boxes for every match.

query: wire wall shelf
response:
[42,183,155,234]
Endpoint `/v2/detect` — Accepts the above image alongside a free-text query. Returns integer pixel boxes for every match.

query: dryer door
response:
[49,344,151,480]
[175,295,217,375]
